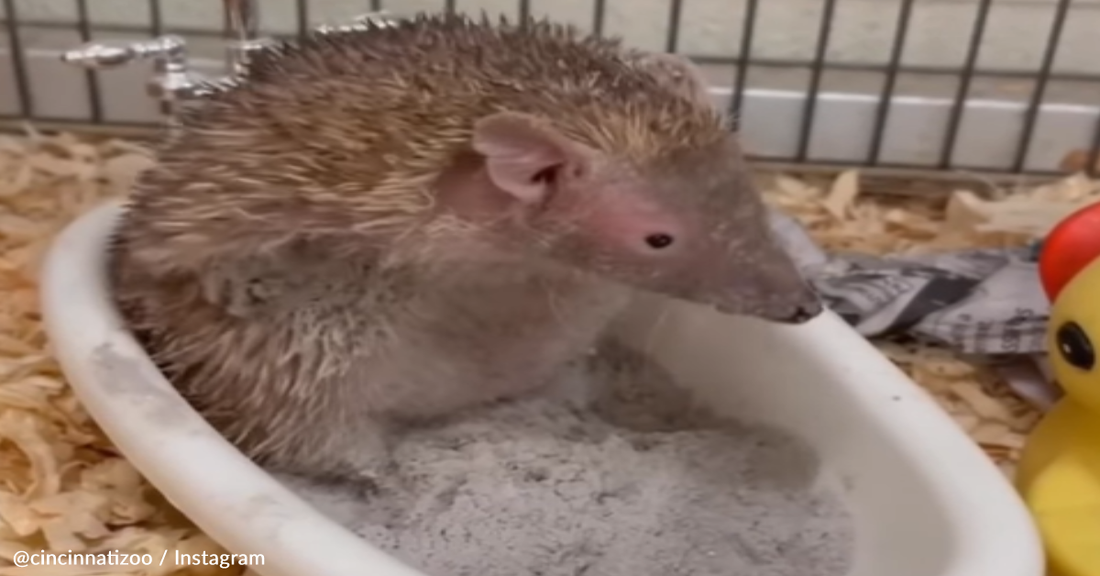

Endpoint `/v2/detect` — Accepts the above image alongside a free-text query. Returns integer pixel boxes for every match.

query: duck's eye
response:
[645,233,674,249]
[1056,321,1095,371]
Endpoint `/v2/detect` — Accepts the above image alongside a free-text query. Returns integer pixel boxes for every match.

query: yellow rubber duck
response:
[1016,201,1100,576]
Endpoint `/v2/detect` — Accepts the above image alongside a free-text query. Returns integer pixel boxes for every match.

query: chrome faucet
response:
[223,0,264,77]
[60,34,204,128]
[59,2,400,130]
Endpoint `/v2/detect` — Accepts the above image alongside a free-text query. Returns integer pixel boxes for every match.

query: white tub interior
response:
[40,199,1044,576]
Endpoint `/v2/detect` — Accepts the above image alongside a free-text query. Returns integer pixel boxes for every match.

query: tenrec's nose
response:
[784,301,824,324]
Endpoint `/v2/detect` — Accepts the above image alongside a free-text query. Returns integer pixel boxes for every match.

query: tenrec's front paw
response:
[327,458,402,500]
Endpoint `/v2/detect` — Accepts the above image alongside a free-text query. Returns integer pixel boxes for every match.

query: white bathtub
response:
[39,198,1044,576]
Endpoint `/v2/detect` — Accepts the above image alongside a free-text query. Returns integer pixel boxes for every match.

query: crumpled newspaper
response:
[768,209,1060,411]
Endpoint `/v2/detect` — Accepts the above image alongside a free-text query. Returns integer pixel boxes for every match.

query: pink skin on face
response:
[438,110,821,323]
[568,186,689,260]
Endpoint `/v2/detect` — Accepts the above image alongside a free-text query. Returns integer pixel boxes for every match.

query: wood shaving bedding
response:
[0,126,1095,571]
[0,127,235,575]
[761,168,1100,476]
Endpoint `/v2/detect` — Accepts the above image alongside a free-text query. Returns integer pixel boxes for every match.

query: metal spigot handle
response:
[354,11,401,27]
[60,34,209,135]
[60,35,188,69]
[313,10,401,34]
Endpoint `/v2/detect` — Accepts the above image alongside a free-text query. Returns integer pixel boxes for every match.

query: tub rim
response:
[39,198,1045,576]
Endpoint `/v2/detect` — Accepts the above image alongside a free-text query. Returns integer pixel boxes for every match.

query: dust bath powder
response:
[276,344,855,576]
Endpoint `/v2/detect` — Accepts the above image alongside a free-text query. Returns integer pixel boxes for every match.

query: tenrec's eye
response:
[1056,321,1095,371]
[530,166,557,184]
[645,233,674,249]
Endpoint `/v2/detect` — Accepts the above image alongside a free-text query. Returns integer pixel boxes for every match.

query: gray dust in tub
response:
[275,341,856,576]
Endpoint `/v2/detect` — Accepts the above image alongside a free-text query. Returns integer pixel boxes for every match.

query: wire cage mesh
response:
[1,0,1098,177]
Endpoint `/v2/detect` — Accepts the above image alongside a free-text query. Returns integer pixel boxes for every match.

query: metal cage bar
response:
[1011,0,1073,173]
[866,0,915,166]
[0,0,1098,179]
[939,0,994,171]
[295,0,309,36]
[665,0,684,53]
[149,0,164,37]
[796,0,840,162]
[74,0,103,124]
[3,0,31,117]
[1087,119,1100,177]
[728,0,760,132]
[591,0,606,37]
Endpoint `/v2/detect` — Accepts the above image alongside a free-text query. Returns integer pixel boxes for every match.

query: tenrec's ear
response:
[637,53,713,109]
[472,111,578,204]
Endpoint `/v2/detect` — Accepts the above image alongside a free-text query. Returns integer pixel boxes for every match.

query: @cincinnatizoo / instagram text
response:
[13,549,266,569]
